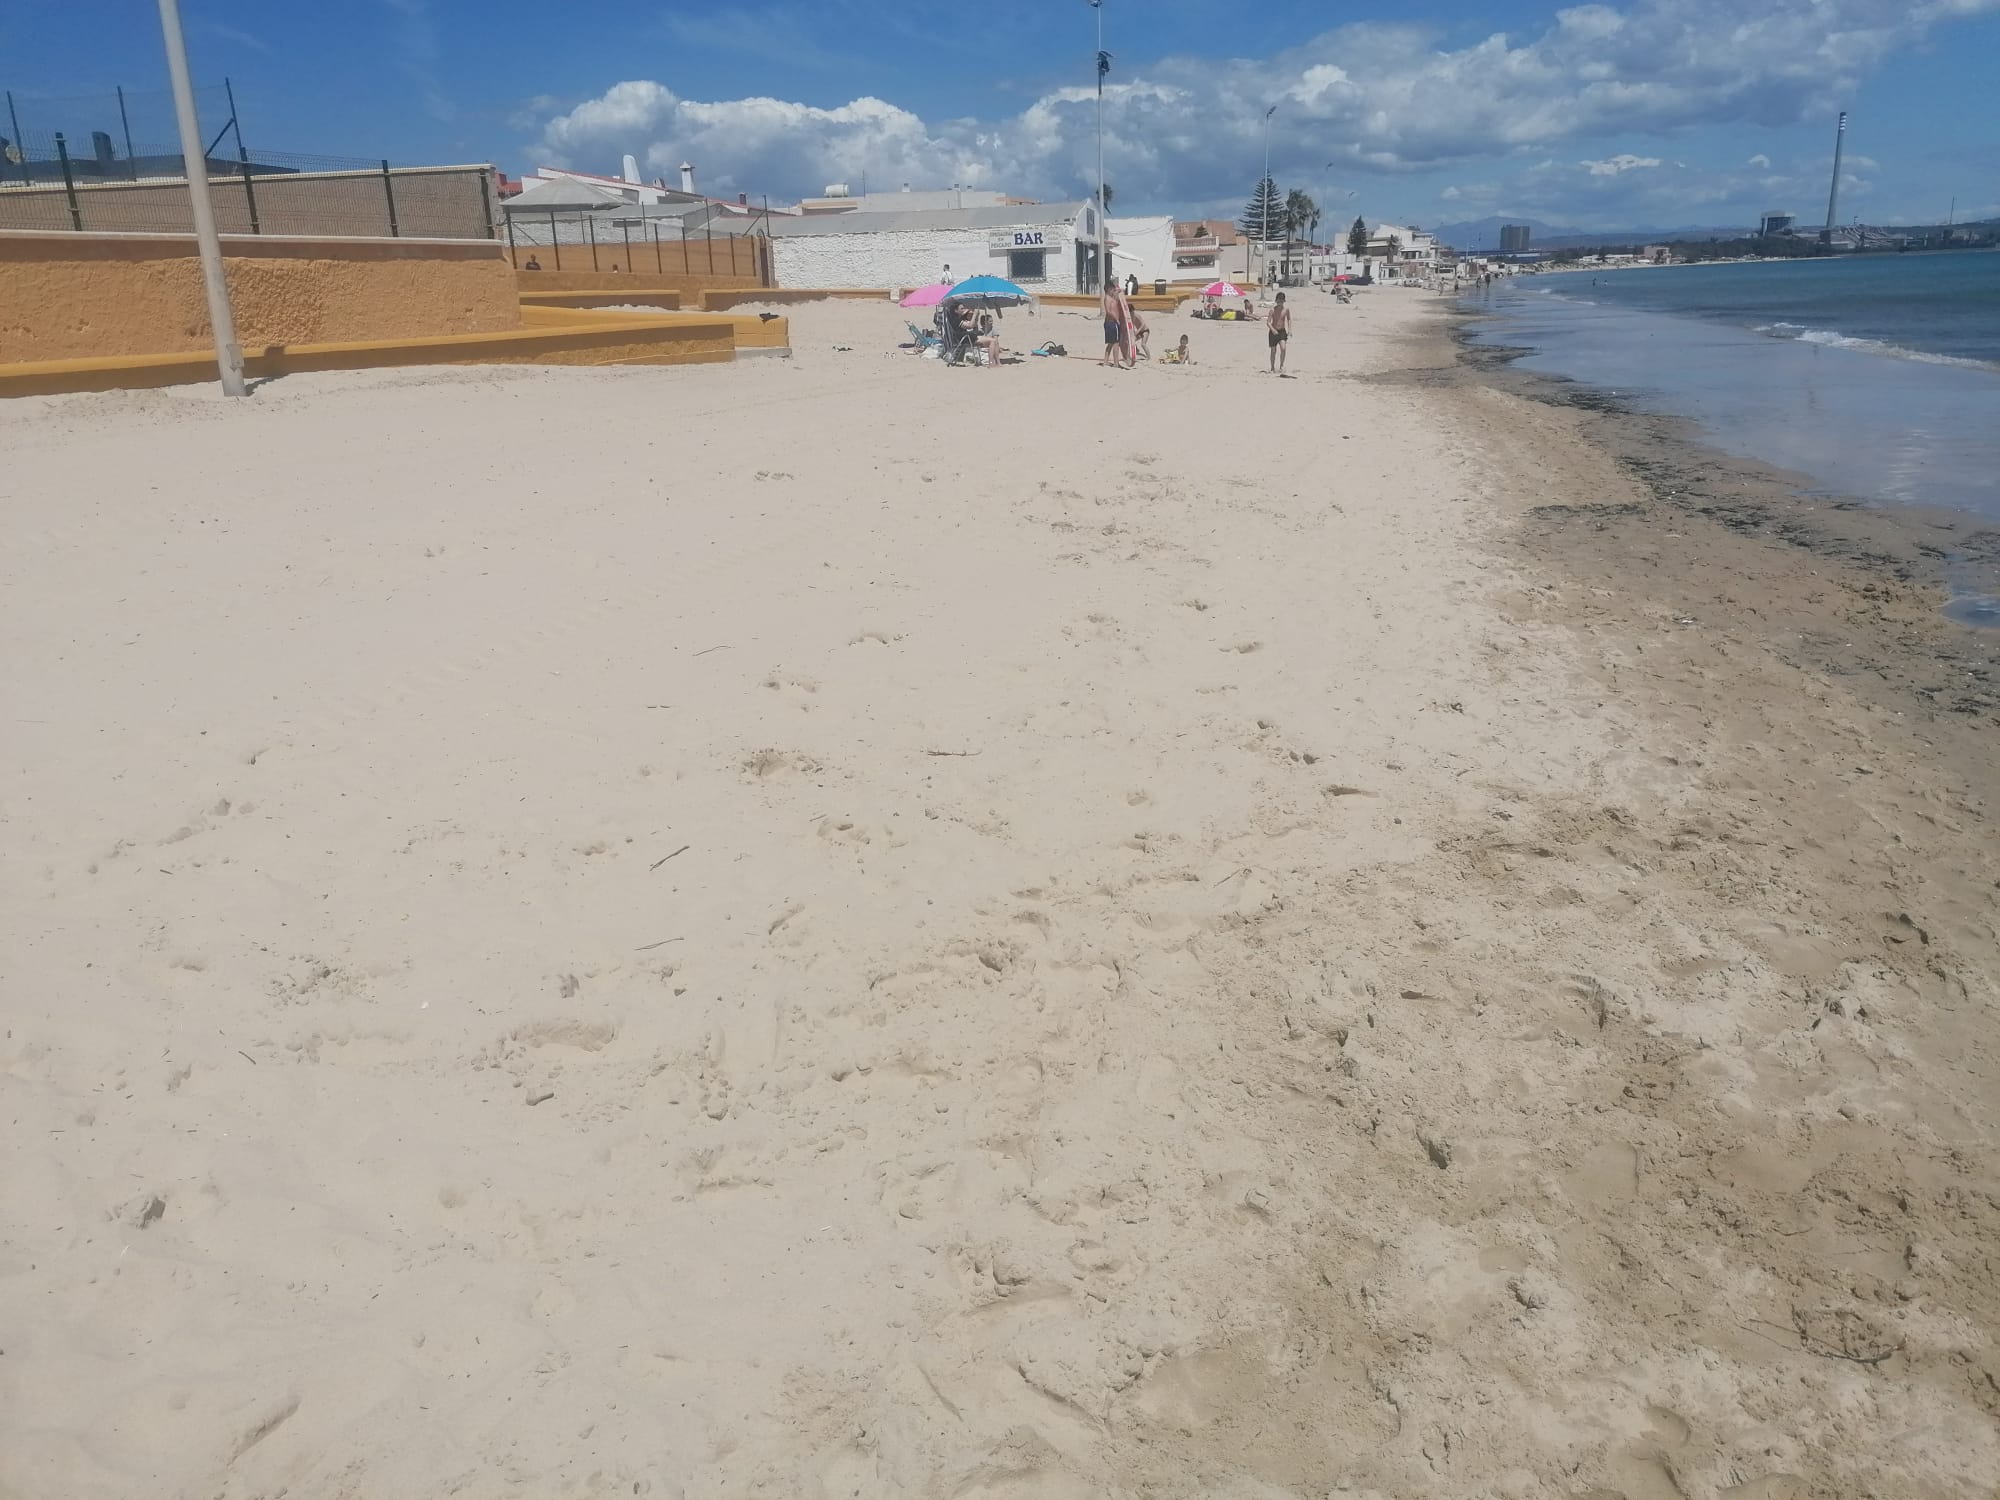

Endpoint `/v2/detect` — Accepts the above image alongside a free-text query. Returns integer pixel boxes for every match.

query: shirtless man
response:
[1101,282,1128,368]
[1267,291,1291,375]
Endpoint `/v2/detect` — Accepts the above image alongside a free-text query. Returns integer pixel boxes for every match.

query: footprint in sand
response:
[739,748,822,780]
[761,669,820,699]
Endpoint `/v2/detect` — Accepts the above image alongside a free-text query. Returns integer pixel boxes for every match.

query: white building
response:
[1365,223,1441,277]
[1104,216,1177,289]
[769,200,1106,294]
[1306,246,1372,282]
[506,158,776,243]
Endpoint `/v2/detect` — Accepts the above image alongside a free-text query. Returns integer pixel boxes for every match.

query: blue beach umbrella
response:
[946,274,1034,304]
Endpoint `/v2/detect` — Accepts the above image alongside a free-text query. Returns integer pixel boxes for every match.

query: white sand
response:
[3,291,1995,1498]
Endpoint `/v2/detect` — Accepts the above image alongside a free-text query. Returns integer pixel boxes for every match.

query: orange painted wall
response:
[0,230,518,362]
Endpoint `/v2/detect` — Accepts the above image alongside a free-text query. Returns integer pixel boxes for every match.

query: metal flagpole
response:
[156,0,244,396]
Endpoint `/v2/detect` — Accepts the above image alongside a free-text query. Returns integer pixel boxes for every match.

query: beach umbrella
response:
[947,274,1034,305]
[1200,280,1243,298]
[899,283,951,308]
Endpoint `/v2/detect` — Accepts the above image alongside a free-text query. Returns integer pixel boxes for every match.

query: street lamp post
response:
[1320,163,1333,284]
[1321,167,1354,283]
[157,0,244,396]
[1090,0,1107,294]
[1259,104,1276,292]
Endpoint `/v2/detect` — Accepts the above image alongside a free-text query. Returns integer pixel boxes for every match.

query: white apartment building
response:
[1364,223,1441,277]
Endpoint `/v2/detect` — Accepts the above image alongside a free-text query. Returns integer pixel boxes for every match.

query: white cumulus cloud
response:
[1581,154,1664,175]
[529,0,1999,212]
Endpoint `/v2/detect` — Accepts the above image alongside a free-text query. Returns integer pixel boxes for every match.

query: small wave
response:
[1752,321,1998,372]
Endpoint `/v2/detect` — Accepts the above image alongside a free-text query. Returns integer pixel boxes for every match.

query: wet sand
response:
[1,291,1994,1498]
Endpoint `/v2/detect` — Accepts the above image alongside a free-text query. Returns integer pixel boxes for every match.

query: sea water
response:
[1464,252,2000,527]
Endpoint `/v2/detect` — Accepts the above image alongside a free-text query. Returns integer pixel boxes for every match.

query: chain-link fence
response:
[504,209,770,282]
[1,81,497,239]
[3,80,227,167]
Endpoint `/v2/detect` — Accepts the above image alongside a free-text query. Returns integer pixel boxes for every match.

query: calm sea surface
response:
[1463,252,2000,530]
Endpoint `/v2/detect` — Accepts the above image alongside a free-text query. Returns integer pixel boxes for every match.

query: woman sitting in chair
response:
[952,303,1003,367]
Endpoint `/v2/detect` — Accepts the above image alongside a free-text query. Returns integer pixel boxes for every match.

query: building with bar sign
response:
[767,199,1109,293]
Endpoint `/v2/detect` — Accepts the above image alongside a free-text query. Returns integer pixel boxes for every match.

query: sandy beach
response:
[3,290,1995,1499]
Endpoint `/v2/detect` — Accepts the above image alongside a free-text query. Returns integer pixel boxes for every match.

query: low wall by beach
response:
[0,230,518,361]
[0,307,745,396]
[696,287,887,310]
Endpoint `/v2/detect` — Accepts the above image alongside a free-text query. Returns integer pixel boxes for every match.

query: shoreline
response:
[3,293,1996,1497]
[1453,304,2000,664]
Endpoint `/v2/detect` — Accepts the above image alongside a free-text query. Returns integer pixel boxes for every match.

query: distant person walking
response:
[523,256,542,271]
[1267,292,1291,375]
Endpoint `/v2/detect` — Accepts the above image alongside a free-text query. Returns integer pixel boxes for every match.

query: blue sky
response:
[4,0,1997,232]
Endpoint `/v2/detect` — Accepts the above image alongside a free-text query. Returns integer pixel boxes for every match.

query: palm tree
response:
[1284,188,1317,242]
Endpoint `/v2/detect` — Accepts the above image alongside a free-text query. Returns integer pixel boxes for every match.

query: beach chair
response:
[935,304,979,366]
[905,321,940,352]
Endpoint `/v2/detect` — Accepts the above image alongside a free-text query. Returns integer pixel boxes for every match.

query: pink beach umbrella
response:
[899,283,951,308]
[1200,280,1244,298]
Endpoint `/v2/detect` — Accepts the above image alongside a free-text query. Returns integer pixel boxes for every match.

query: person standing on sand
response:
[1267,292,1291,375]
[1101,282,1129,369]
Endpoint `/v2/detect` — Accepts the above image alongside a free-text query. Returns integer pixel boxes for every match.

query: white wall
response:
[773,225,1081,294]
[1307,248,1370,281]
[1105,216,1175,287]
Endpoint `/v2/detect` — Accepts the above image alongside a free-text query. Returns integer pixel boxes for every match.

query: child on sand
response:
[1163,334,1194,365]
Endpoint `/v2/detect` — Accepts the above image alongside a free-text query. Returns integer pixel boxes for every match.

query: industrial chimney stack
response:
[1820,112,1847,247]
[679,161,695,194]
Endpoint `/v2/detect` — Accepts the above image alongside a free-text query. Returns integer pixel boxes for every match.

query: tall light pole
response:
[1259,104,1276,290]
[157,0,244,396]
[1321,163,1335,282]
[1321,168,1354,282]
[1090,0,1108,293]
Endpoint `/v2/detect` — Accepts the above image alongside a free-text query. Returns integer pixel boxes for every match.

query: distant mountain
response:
[1433,214,1755,250]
